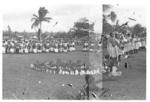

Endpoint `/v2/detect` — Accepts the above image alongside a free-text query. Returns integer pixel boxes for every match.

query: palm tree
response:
[31,7,52,41]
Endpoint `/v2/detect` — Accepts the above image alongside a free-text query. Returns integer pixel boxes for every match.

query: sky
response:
[2,0,146,33]
[104,4,146,27]
[2,0,102,33]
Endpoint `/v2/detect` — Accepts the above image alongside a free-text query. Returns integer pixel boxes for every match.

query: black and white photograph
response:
[1,0,148,100]
[102,4,146,99]
[2,0,103,100]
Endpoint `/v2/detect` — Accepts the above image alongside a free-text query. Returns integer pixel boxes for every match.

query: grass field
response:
[3,52,91,99]
[103,50,146,100]
[3,50,146,100]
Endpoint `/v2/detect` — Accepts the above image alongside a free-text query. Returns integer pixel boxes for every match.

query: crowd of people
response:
[2,39,102,54]
[3,32,146,76]
[103,31,146,76]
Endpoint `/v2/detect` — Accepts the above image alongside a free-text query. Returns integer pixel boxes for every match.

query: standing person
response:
[107,33,122,76]
[132,36,137,54]
[107,33,117,70]
[114,32,123,64]
[134,36,138,53]
[143,37,146,49]
[124,34,131,57]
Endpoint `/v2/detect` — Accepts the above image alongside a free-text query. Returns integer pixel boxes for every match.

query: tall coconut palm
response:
[31,7,52,41]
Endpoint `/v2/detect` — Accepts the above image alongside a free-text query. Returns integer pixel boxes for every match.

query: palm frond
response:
[31,14,39,22]
[31,17,37,22]
[31,19,40,29]
[44,17,52,20]
[33,14,38,18]
[42,17,52,23]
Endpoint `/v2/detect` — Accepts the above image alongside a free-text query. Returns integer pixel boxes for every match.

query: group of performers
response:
[104,31,146,76]
[30,61,101,76]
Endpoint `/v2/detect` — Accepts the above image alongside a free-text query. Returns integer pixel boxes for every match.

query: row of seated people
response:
[3,40,102,54]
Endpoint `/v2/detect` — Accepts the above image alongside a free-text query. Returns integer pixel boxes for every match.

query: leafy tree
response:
[132,24,146,37]
[72,17,94,38]
[31,7,52,41]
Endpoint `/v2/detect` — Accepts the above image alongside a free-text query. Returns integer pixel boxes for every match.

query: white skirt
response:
[33,49,37,53]
[19,48,24,53]
[107,44,117,58]
[83,48,88,51]
[135,42,139,49]
[72,47,76,51]
[86,70,90,74]
[75,70,79,75]
[69,47,74,51]
[132,42,136,50]
[141,41,146,47]
[38,49,42,53]
[45,49,49,53]
[89,48,94,52]
[29,48,33,53]
[54,48,58,53]
[70,71,74,75]
[116,46,123,56]
[138,41,142,48]
[10,48,15,53]
[59,48,63,52]
[127,42,132,51]
[59,70,63,74]
[80,70,86,75]
[63,49,68,52]
[3,47,6,53]
[50,47,54,52]
[24,48,29,53]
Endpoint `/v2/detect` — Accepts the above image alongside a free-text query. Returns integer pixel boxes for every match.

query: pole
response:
[85,74,90,100]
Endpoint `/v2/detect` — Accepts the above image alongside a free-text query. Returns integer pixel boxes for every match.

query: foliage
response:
[53,31,74,38]
[31,7,52,41]
[132,24,146,37]
[71,17,94,38]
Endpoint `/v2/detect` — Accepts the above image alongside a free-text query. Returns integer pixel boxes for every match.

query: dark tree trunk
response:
[39,22,42,41]
[38,29,41,41]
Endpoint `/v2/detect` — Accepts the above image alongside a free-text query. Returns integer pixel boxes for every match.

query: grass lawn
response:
[102,50,146,100]
[3,52,90,99]
[3,50,146,99]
